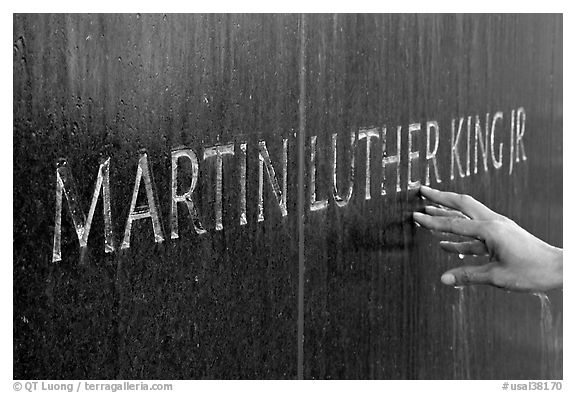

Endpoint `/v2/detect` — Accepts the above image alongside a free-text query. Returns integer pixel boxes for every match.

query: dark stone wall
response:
[13,14,562,379]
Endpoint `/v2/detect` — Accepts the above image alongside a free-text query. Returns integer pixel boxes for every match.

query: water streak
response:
[533,292,553,378]
[452,286,471,379]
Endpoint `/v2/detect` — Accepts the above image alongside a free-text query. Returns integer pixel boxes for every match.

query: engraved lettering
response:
[52,157,114,262]
[258,139,288,221]
[171,147,206,239]
[407,123,421,190]
[122,150,165,249]
[382,126,402,194]
[466,116,471,176]
[425,120,442,185]
[310,135,328,211]
[491,111,504,169]
[238,142,248,226]
[516,107,527,162]
[473,114,489,174]
[509,109,516,175]
[332,131,356,207]
[450,117,465,180]
[203,144,235,231]
[358,127,379,200]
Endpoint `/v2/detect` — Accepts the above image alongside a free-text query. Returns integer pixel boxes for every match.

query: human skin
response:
[413,185,563,292]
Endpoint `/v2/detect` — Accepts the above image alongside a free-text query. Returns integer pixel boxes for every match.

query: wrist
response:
[549,246,563,290]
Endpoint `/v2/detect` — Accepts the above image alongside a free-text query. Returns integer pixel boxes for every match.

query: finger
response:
[413,212,488,239]
[439,240,489,256]
[419,185,497,220]
[425,205,469,219]
[441,263,496,287]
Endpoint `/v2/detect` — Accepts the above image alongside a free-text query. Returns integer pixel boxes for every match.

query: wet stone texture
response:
[13,14,562,379]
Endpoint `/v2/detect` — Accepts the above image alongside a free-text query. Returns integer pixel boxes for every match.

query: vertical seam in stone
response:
[297,13,306,380]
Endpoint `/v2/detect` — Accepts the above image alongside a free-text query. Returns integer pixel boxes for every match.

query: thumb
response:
[441,263,495,287]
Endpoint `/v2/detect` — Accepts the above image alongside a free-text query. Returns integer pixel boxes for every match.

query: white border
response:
[3,4,572,391]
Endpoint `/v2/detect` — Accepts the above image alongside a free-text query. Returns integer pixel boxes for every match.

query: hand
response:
[413,185,562,292]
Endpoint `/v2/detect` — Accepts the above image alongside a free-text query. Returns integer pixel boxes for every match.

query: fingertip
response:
[441,273,456,286]
[421,185,438,195]
[413,212,427,224]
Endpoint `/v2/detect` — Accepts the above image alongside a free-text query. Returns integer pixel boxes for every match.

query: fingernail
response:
[441,273,456,285]
[413,212,424,218]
